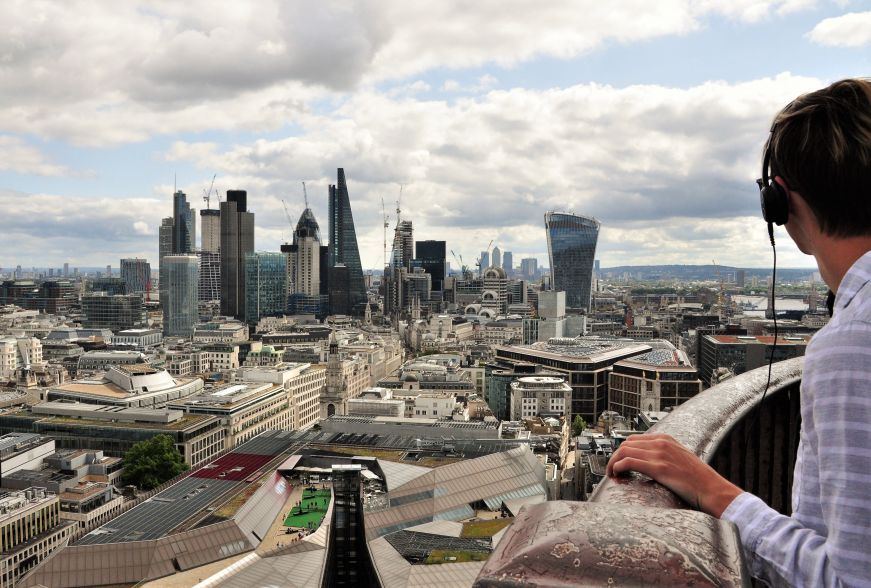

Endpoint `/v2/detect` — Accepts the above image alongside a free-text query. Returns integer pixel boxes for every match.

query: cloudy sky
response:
[1,1,869,272]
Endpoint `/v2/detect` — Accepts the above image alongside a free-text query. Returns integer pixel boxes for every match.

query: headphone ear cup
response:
[761,182,789,225]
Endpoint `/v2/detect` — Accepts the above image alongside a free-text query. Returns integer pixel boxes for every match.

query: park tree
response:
[571,415,587,437]
[122,434,189,490]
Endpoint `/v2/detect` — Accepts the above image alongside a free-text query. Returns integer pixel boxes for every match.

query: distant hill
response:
[600,264,816,281]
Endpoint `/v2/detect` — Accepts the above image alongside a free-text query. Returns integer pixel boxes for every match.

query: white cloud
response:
[0,136,68,176]
[0,0,819,147]
[807,11,871,47]
[133,221,152,235]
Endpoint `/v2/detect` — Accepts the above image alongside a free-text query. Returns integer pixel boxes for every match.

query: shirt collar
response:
[835,250,871,312]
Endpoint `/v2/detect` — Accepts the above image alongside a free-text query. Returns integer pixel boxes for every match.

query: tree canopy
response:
[122,434,189,490]
[572,415,587,437]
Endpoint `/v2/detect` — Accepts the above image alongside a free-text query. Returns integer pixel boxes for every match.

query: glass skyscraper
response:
[244,252,287,325]
[120,258,151,294]
[162,255,199,337]
[544,212,600,311]
[172,190,195,254]
[220,190,255,320]
[328,168,367,315]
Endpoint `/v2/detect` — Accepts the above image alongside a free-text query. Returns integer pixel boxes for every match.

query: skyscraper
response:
[415,240,446,291]
[159,217,174,265]
[390,220,414,271]
[161,255,199,337]
[328,169,366,316]
[172,190,196,254]
[288,207,322,295]
[244,252,287,325]
[544,211,600,311]
[520,257,538,280]
[503,251,513,276]
[220,190,255,320]
[491,246,502,270]
[285,207,326,316]
[197,251,221,303]
[200,209,220,253]
[120,258,151,294]
[480,251,490,272]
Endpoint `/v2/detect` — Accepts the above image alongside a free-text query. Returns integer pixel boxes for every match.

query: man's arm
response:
[608,393,871,588]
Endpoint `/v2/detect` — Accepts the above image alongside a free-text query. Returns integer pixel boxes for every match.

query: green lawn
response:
[460,518,514,538]
[283,488,331,529]
[425,549,491,564]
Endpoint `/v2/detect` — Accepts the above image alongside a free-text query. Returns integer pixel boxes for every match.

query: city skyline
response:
[1,2,869,271]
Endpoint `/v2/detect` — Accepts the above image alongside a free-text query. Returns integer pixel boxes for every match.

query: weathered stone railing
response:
[474,357,803,587]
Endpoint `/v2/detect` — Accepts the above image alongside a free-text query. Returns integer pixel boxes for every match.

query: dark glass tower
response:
[544,212,600,311]
[328,169,367,315]
[172,190,195,254]
[220,190,255,320]
[415,240,446,291]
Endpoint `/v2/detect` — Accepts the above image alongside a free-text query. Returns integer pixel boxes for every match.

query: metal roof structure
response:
[77,477,240,545]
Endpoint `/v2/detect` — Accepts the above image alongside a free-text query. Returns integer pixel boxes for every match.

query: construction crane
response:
[381,196,390,270]
[396,184,403,223]
[301,181,309,209]
[450,249,467,278]
[477,239,494,276]
[202,174,217,209]
[282,199,295,235]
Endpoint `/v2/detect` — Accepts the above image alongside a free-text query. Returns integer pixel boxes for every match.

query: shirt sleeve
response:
[722,492,837,587]
[722,321,871,587]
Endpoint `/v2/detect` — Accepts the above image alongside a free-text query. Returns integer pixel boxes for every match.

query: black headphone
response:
[757,126,789,241]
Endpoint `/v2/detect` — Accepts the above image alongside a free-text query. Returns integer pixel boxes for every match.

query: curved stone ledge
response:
[474,501,749,588]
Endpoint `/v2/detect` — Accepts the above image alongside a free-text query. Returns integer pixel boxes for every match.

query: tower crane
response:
[282,199,295,234]
[301,181,310,209]
[396,184,403,223]
[202,174,216,209]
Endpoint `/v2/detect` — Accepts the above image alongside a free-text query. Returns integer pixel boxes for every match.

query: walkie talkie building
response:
[545,212,600,311]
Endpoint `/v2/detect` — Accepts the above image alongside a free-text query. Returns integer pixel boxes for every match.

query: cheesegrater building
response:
[328,168,367,316]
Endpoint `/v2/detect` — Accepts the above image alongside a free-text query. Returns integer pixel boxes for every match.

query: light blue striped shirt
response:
[722,250,871,587]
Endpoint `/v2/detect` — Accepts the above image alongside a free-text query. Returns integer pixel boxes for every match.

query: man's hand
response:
[606,433,743,518]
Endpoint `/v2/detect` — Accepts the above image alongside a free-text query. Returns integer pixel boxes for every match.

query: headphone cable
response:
[745,230,777,451]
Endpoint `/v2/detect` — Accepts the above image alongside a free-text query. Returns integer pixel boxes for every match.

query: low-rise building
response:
[192,320,249,344]
[47,364,203,408]
[76,350,146,373]
[608,349,702,421]
[413,392,459,419]
[347,388,405,418]
[110,328,163,349]
[168,381,292,449]
[0,488,76,587]
[0,336,42,382]
[80,292,146,332]
[0,433,56,476]
[234,363,326,431]
[510,376,572,420]
[17,401,224,467]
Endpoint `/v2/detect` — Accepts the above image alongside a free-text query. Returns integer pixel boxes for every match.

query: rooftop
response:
[710,334,812,345]
[501,337,651,363]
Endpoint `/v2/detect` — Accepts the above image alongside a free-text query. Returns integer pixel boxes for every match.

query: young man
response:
[607,78,871,587]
